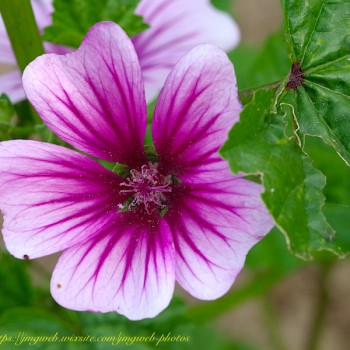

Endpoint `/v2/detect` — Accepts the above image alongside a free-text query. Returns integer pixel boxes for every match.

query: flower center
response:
[118,163,172,214]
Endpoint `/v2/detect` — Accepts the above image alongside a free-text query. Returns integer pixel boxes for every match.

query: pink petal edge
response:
[134,0,240,102]
[51,215,175,320]
[0,140,122,259]
[22,22,147,166]
[152,44,241,179]
[166,175,274,299]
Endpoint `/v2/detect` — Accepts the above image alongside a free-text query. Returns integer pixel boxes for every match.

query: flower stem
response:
[0,0,44,124]
[305,262,332,350]
[261,294,289,350]
[238,81,282,105]
[0,0,44,71]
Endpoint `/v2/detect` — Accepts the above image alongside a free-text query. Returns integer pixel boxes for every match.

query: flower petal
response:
[0,18,15,65]
[152,45,241,179]
[134,0,240,102]
[166,175,274,299]
[51,214,175,320]
[23,22,147,166]
[0,71,25,103]
[0,0,65,101]
[0,140,122,259]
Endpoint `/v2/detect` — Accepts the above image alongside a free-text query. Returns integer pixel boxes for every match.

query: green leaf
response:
[303,137,350,255]
[0,124,13,141]
[0,94,14,123]
[324,204,350,252]
[220,89,344,258]
[0,252,33,311]
[44,0,148,48]
[0,308,80,350]
[211,0,233,13]
[282,0,350,69]
[35,124,67,145]
[281,0,350,165]
[305,136,350,206]
[0,94,15,140]
[14,99,36,126]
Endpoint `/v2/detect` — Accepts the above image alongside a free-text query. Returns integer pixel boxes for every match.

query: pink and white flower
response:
[0,22,272,320]
[0,0,240,103]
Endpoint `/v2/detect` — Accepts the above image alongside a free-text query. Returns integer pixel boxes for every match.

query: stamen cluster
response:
[119,163,172,214]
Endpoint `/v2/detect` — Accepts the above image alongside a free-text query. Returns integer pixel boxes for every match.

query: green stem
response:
[0,0,44,71]
[0,0,44,124]
[262,294,289,350]
[238,81,282,105]
[186,272,284,323]
[305,262,332,350]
